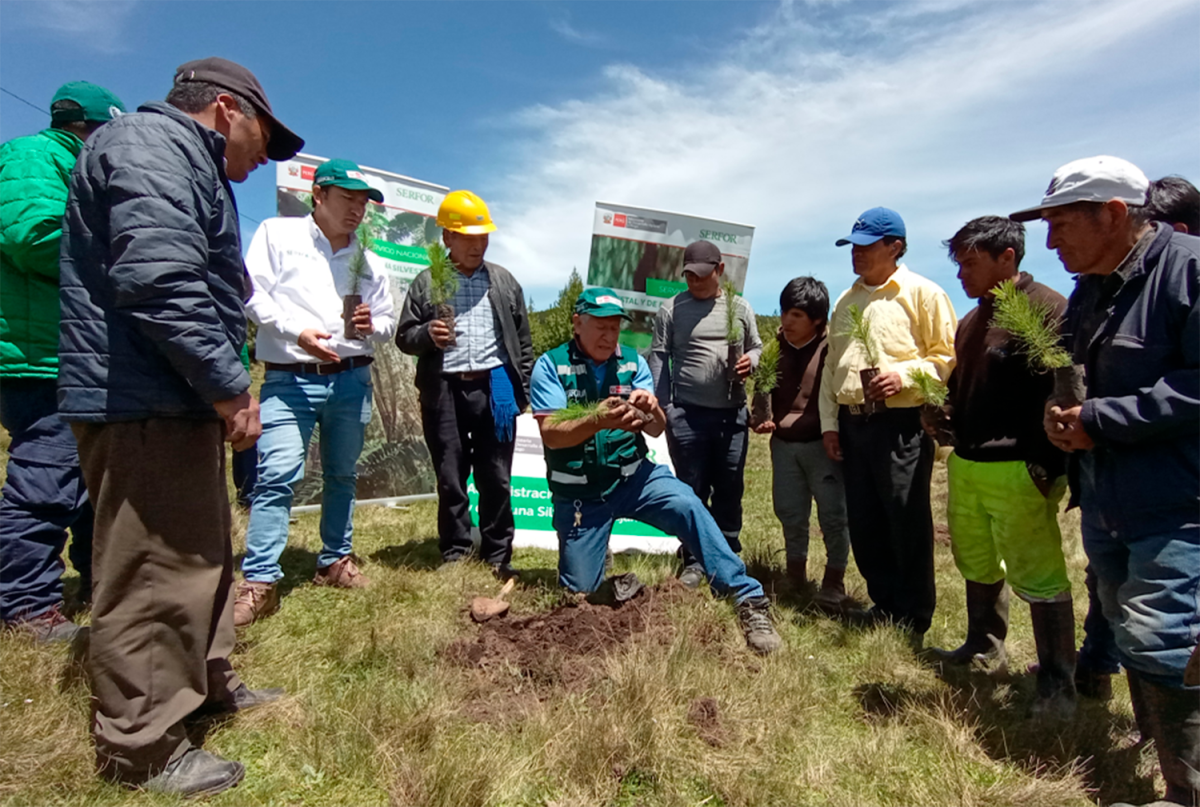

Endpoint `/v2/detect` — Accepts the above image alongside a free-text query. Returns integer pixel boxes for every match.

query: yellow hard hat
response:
[437,190,497,234]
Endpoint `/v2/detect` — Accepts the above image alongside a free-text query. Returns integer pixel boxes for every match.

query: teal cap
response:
[575,287,632,321]
[313,159,383,203]
[50,81,125,124]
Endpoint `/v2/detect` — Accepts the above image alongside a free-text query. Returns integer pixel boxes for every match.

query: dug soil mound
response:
[444,583,685,701]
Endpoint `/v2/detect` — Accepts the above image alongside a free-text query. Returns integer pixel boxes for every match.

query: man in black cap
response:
[59,57,302,797]
[649,240,762,587]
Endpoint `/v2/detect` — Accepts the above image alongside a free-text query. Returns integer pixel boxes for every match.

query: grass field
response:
[0,433,1160,806]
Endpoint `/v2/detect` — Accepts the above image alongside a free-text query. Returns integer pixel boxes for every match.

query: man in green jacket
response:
[0,81,124,641]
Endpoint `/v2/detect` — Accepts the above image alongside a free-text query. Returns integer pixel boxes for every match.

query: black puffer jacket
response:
[58,101,250,422]
[396,260,533,410]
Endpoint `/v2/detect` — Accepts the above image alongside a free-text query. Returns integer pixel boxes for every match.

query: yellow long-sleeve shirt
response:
[819,264,957,433]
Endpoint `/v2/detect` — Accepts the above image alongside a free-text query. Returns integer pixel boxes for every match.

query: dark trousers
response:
[839,406,936,634]
[0,378,93,621]
[420,375,515,565]
[73,419,241,779]
[665,403,749,566]
[231,446,258,509]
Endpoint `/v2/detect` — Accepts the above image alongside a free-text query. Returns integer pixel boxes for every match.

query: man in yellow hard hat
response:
[397,191,533,578]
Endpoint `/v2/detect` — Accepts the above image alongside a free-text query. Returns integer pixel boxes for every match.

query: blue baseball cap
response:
[835,207,906,247]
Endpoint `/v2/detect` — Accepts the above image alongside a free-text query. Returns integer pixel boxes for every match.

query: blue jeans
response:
[0,378,93,621]
[1082,518,1200,688]
[553,462,764,603]
[665,403,749,563]
[1078,565,1122,674]
[242,367,372,583]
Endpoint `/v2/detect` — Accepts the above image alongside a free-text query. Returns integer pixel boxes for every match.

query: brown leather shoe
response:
[313,555,370,589]
[233,581,278,628]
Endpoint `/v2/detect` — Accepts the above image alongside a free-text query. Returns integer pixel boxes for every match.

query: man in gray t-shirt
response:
[649,240,762,587]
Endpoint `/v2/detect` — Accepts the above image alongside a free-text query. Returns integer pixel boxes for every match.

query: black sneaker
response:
[6,605,81,643]
[192,684,284,719]
[490,563,521,582]
[678,565,706,590]
[737,597,782,655]
[138,746,244,797]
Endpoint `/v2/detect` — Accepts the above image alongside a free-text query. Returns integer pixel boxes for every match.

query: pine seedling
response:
[752,338,781,394]
[546,400,605,424]
[426,242,460,307]
[841,304,880,367]
[347,220,375,296]
[721,278,743,344]
[990,279,1070,370]
[908,368,948,407]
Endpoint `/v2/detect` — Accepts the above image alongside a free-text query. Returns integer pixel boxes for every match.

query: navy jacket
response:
[1067,224,1200,538]
[58,102,250,422]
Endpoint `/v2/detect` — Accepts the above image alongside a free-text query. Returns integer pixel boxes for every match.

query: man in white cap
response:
[1013,156,1199,804]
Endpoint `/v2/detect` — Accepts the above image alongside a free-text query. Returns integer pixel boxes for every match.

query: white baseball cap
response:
[1010,155,1149,222]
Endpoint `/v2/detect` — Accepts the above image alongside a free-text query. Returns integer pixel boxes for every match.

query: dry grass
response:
[0,429,1157,806]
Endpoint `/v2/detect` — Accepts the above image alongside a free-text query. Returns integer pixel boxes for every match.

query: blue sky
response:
[3,0,1198,316]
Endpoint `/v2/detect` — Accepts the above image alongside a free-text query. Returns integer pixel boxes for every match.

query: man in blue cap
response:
[234,159,396,626]
[0,80,124,641]
[530,288,781,655]
[818,208,956,646]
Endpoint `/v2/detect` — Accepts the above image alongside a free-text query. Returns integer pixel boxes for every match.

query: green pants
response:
[946,453,1071,603]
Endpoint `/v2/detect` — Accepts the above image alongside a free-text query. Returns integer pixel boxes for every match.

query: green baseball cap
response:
[50,81,125,124]
[575,287,632,320]
[313,159,383,203]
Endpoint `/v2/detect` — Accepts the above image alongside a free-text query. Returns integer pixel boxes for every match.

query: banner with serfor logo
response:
[272,160,681,552]
[587,202,755,351]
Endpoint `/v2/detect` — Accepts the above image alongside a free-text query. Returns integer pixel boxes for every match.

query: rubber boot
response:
[1127,670,1200,806]
[1028,599,1077,719]
[814,565,849,613]
[929,579,1009,672]
[786,556,807,588]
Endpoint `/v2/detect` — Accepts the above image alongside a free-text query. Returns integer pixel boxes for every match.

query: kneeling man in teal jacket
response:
[530,287,780,655]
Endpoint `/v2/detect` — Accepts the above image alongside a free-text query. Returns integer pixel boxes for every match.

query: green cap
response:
[575,287,632,320]
[50,81,125,124]
[313,159,383,203]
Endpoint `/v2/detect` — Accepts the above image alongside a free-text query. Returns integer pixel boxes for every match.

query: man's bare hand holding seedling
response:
[866,370,903,400]
[214,392,262,451]
[735,353,753,379]
[298,328,340,363]
[1044,403,1093,451]
[349,303,374,336]
[428,319,452,349]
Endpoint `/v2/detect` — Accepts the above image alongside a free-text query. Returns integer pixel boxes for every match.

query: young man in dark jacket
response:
[396,190,532,578]
[751,277,850,610]
[1013,155,1199,805]
[925,216,1076,718]
[59,58,303,797]
[0,81,124,641]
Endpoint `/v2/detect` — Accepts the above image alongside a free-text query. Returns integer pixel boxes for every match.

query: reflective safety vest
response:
[543,339,648,500]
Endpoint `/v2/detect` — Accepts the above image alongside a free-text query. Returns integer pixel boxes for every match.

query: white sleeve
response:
[244,221,310,342]
[363,258,397,343]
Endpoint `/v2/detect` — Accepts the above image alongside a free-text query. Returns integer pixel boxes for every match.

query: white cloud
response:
[485,0,1200,312]
[7,0,138,54]
[549,14,605,46]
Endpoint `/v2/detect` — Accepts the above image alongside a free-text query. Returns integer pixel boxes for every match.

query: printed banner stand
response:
[468,413,680,553]
[586,201,755,352]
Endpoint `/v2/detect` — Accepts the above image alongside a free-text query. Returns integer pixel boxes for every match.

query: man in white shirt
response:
[234,159,396,626]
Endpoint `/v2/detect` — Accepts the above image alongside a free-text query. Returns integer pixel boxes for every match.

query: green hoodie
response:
[0,128,84,379]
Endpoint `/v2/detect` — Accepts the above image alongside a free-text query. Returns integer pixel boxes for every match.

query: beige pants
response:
[73,419,242,779]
